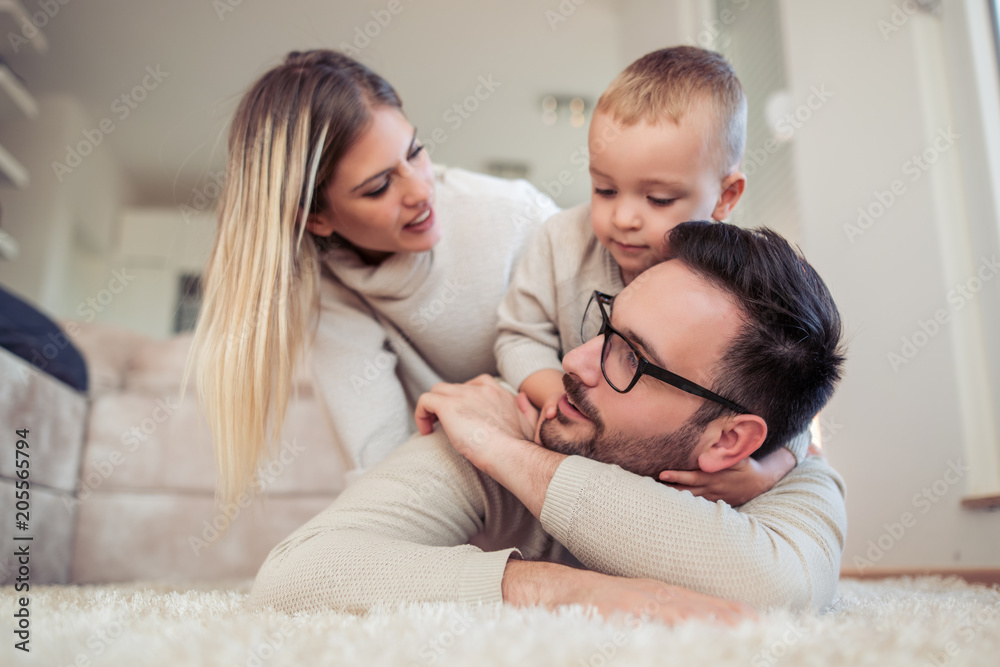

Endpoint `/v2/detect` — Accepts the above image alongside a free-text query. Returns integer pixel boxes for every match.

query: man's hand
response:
[502,560,754,626]
[413,375,565,518]
[414,375,537,470]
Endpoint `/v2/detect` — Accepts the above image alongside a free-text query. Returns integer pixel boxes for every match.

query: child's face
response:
[588,109,743,284]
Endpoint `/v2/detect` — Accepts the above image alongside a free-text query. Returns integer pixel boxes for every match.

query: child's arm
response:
[494,216,565,393]
[658,446,796,506]
[519,368,566,410]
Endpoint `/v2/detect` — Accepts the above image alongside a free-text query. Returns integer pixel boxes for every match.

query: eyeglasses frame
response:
[582,290,751,415]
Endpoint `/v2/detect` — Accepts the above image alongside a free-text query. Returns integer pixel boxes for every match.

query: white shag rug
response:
[2,577,998,667]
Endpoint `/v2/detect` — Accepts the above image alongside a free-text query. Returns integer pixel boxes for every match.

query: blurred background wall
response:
[0,0,997,571]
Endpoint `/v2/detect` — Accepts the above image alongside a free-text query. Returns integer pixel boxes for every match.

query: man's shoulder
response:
[741,455,846,514]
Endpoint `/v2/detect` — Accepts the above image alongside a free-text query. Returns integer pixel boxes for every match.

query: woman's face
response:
[308,106,438,262]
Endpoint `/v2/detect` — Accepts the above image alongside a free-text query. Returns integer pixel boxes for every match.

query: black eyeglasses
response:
[580,291,750,414]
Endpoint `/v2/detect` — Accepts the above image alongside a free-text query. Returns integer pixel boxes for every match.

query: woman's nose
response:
[402,164,433,207]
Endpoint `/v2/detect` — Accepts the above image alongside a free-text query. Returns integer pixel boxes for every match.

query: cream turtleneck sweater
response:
[311,167,559,471]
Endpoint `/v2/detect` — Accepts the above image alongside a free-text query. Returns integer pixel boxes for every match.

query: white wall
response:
[0,94,132,320]
[95,207,216,339]
[353,0,626,209]
[779,0,1000,569]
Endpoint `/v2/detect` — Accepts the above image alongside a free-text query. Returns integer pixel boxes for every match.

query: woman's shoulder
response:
[435,166,558,214]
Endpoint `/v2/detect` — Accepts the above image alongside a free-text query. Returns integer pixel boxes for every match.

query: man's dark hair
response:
[665,221,846,458]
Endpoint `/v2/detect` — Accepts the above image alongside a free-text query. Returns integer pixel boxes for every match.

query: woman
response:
[190,50,558,503]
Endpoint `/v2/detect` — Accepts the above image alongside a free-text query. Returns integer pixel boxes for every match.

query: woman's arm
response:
[311,276,415,471]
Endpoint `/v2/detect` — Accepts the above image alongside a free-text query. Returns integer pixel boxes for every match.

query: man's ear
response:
[711,171,746,222]
[305,210,337,237]
[695,413,767,473]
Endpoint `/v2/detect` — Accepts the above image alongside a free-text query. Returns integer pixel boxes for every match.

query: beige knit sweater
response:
[249,429,846,615]
[494,203,808,462]
[312,167,558,471]
[495,202,623,392]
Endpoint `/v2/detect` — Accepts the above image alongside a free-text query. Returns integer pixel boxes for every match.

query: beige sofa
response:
[0,321,347,584]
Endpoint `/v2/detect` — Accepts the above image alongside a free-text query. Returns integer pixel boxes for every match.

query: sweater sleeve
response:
[539,455,847,611]
[494,222,566,390]
[249,432,519,614]
[310,274,414,472]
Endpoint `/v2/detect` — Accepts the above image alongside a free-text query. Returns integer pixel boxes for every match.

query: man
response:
[250,221,847,623]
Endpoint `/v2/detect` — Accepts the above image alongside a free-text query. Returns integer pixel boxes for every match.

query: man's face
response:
[537,261,743,477]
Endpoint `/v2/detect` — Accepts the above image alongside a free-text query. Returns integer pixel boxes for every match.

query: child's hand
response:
[658,447,796,506]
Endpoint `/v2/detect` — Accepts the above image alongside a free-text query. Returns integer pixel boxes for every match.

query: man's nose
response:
[562,336,604,388]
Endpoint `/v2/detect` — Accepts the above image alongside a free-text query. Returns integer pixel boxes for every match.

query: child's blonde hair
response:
[596,46,747,175]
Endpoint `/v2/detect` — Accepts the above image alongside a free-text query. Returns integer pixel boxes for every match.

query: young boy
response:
[495,46,808,504]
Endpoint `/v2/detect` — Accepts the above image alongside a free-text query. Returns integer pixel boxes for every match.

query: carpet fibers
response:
[2,576,998,666]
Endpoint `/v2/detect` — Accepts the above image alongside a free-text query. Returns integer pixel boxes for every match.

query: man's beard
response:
[538,375,703,478]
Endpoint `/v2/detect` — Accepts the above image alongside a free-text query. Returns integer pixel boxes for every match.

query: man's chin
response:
[538,418,591,458]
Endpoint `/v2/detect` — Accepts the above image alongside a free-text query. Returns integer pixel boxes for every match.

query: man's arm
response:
[539,455,847,611]
[502,560,754,626]
[416,377,847,611]
[250,424,755,624]
[248,432,519,614]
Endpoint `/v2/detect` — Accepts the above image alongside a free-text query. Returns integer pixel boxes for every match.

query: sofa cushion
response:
[62,319,146,396]
[122,333,315,397]
[84,392,346,495]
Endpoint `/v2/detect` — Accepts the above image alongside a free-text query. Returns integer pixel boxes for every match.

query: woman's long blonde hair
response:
[188,51,402,504]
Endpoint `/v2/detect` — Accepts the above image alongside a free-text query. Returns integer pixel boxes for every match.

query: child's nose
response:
[612,204,641,230]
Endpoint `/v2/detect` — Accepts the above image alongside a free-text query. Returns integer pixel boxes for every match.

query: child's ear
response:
[711,171,747,222]
[305,211,337,237]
